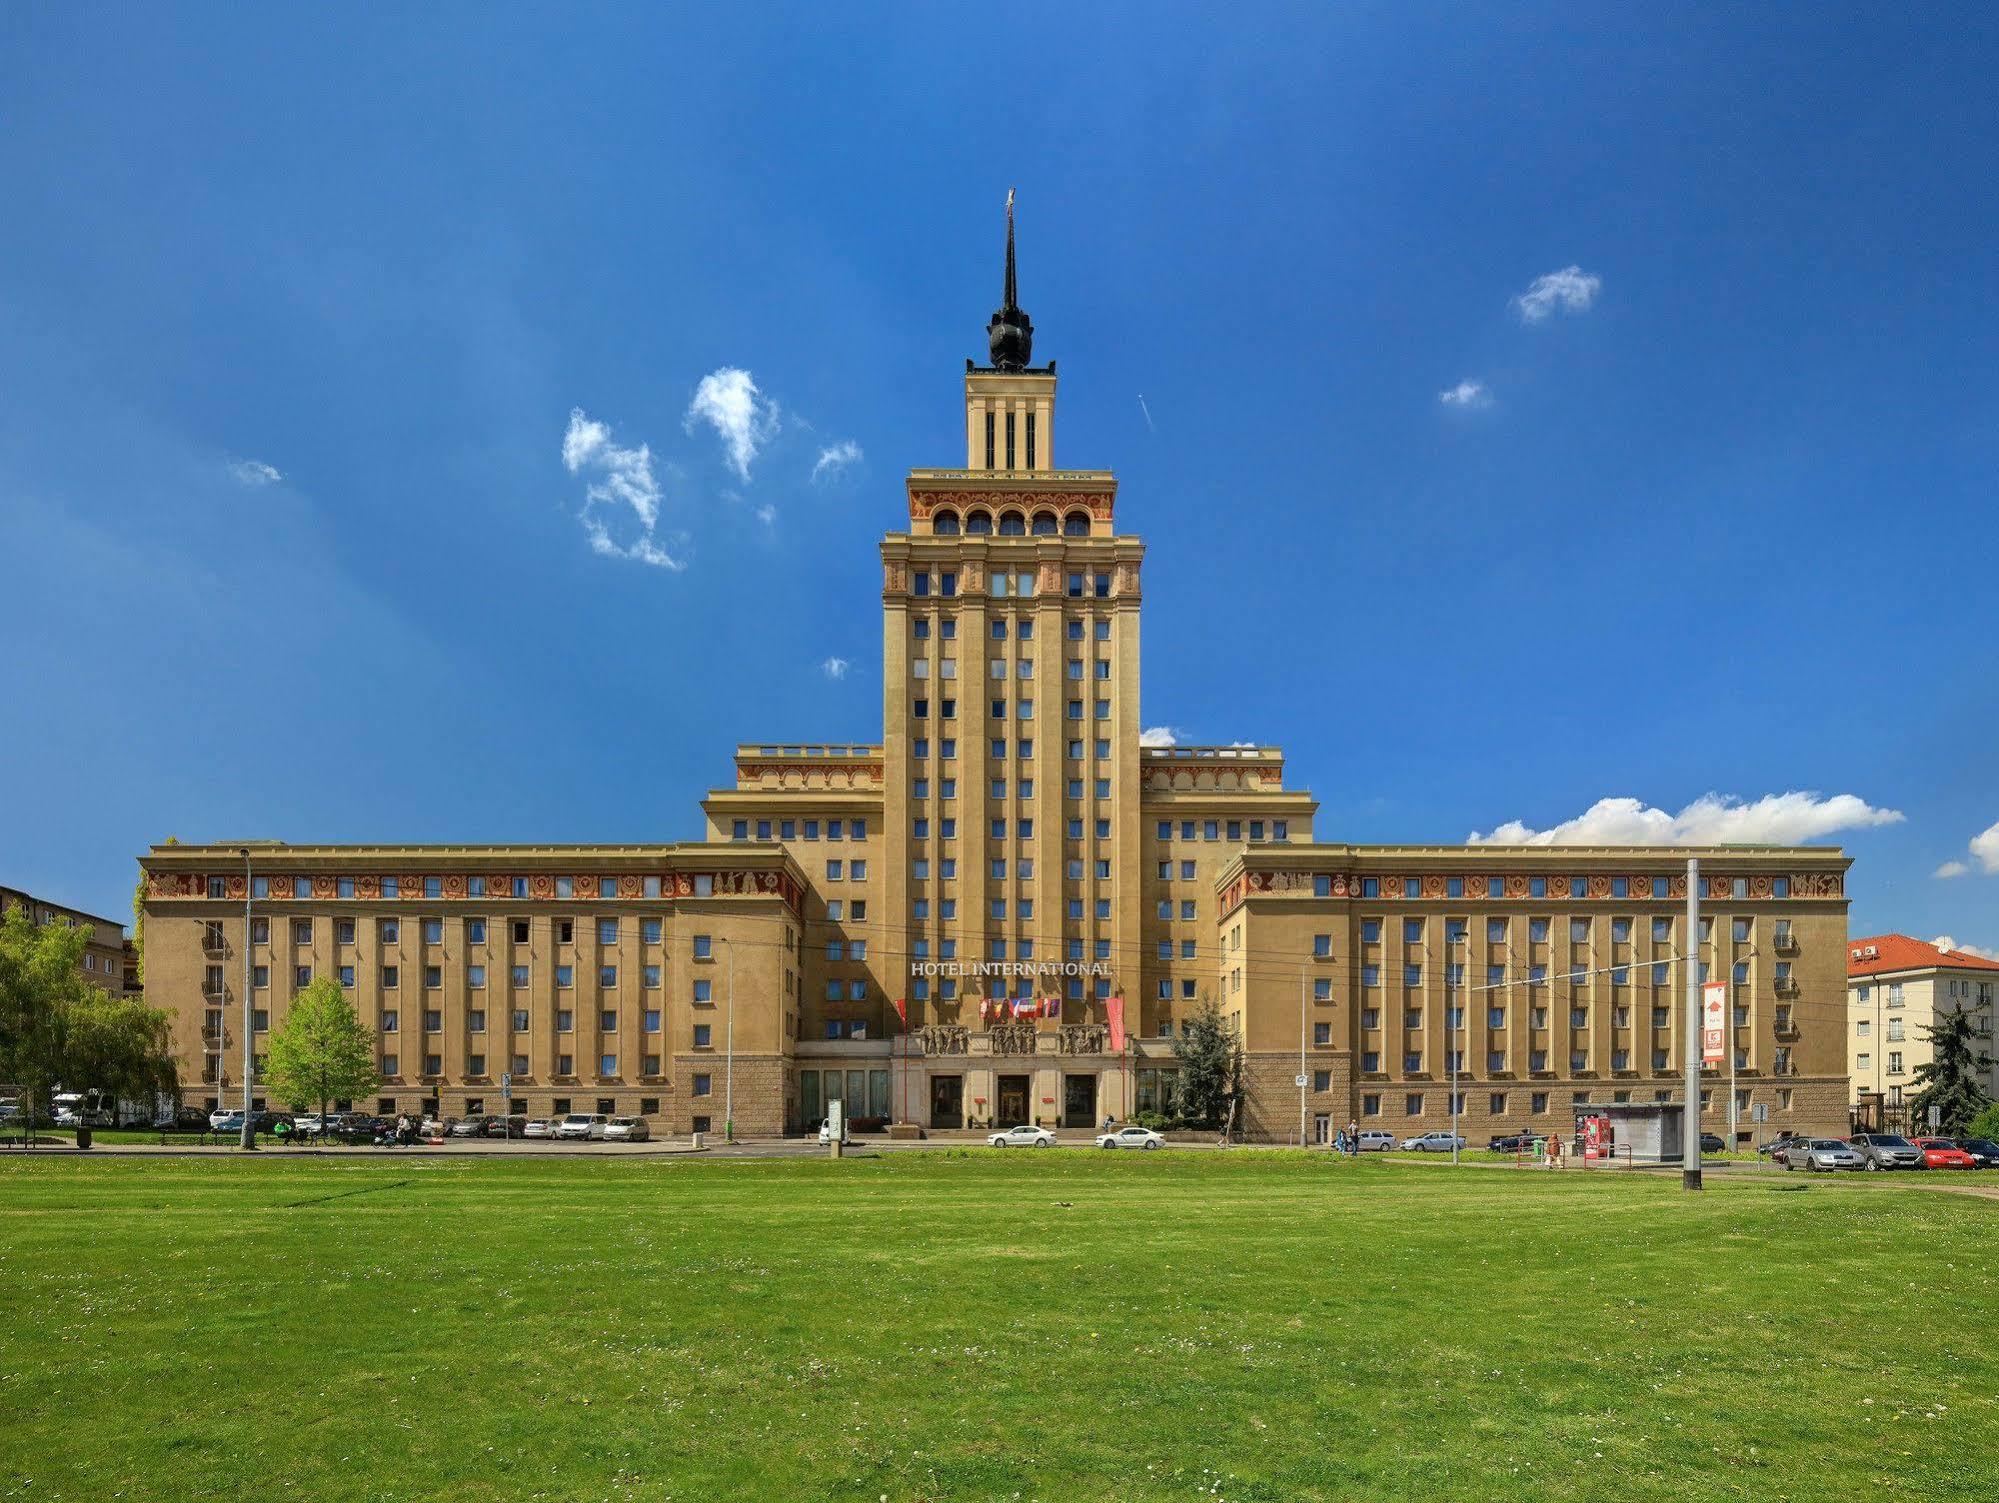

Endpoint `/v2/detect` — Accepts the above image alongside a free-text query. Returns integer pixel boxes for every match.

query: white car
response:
[1398,1131,1466,1152]
[1356,1130,1397,1152]
[552,1113,607,1141]
[987,1124,1056,1148]
[1095,1124,1164,1150]
[209,1106,238,1131]
[294,1113,323,1134]
[521,1119,553,1139]
[817,1117,849,1145]
[602,1116,650,1142]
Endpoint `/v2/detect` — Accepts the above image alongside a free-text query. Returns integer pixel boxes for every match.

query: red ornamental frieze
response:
[224,875,247,901]
[1749,875,1773,900]
[402,876,425,900]
[1586,875,1612,899]
[1668,875,1687,899]
[311,875,336,900]
[1630,875,1652,895]
[443,875,467,900]
[1505,875,1530,898]
[1422,875,1447,899]
[148,872,198,898]
[357,875,381,900]
[1792,872,1842,899]
[618,875,644,899]
[488,874,511,895]
[907,489,1116,518]
[530,875,555,900]
[737,762,884,785]
[1706,877,1730,899]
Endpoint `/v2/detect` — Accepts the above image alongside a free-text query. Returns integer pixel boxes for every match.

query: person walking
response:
[1547,1132,1564,1170]
[1346,1119,1360,1157]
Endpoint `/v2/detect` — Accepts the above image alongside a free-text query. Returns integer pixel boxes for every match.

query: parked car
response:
[1952,1136,1999,1168]
[293,1113,323,1134]
[1398,1131,1466,1152]
[445,1116,488,1138]
[483,1115,526,1139]
[1769,1138,1808,1168]
[1487,1133,1544,1152]
[988,1123,1057,1148]
[1785,1138,1865,1172]
[552,1113,607,1141]
[1095,1124,1164,1150]
[1355,1129,1397,1152]
[1700,1133,1727,1154]
[603,1116,650,1142]
[816,1117,849,1145]
[1756,1132,1806,1159]
[1912,1137,1977,1170]
[211,1112,245,1135]
[1848,1132,1927,1170]
[521,1118,553,1140]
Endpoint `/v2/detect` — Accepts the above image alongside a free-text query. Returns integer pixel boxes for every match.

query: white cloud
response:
[1228,740,1259,749]
[1513,265,1602,323]
[821,656,850,681]
[1139,726,1182,748]
[810,440,862,484]
[754,503,777,527]
[1934,860,1971,880]
[685,368,779,482]
[1931,936,1999,961]
[562,408,682,571]
[1137,395,1155,432]
[227,458,282,486]
[1969,818,1999,875]
[1438,380,1491,409]
[1468,791,1904,847]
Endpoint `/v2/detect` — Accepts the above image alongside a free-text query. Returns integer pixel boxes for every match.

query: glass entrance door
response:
[996,1075,1030,1127]
[1062,1074,1097,1129]
[929,1074,963,1130]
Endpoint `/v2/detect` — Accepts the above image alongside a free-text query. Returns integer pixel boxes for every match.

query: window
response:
[693,979,712,1003]
[509,965,527,988]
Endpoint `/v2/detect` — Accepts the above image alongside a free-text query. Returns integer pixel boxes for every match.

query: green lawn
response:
[0,1153,1992,1502]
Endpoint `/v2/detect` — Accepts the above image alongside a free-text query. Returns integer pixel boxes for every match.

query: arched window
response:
[1063,511,1090,536]
[966,510,993,535]
[998,510,1026,535]
[933,510,960,536]
[1030,511,1058,535]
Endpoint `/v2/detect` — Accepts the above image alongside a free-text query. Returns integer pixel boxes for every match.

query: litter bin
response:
[76,1126,93,1150]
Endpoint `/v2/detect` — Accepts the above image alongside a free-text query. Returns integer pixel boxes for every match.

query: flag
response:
[1107,995,1126,1054]
[892,997,908,1028]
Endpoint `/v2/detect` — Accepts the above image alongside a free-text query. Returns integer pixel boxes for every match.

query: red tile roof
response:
[1847,933,1999,978]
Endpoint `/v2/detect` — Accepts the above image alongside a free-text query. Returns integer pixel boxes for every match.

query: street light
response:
[723,937,735,1144]
[1446,927,1465,1165]
[239,848,256,1152]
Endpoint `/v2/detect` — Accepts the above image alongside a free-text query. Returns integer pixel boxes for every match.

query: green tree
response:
[0,901,178,1139]
[1966,1101,1999,1142]
[1904,1007,1994,1136]
[131,835,178,987]
[1170,996,1243,1130]
[262,975,378,1127]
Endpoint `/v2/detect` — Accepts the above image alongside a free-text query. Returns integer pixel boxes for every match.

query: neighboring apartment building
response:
[135,214,1857,1140]
[1847,934,1999,1114]
[0,884,130,994]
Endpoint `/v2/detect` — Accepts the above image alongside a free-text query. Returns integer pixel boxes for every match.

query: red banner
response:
[1107,995,1126,1053]
[892,997,908,1028]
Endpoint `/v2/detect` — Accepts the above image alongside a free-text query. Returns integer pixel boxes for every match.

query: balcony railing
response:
[1774,977,1801,998]
[1772,931,1800,955]
[201,929,230,955]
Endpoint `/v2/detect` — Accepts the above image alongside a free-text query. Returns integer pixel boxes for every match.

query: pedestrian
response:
[1346,1119,1359,1156]
[1548,1133,1564,1170]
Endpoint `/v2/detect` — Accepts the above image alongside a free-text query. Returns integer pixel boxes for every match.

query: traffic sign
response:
[1294,1074,1307,1088]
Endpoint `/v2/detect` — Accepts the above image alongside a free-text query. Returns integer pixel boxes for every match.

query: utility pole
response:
[239,848,256,1151]
[1298,968,1308,1148]
[723,937,735,1144]
[1682,856,1701,1191]
[1448,928,1464,1165]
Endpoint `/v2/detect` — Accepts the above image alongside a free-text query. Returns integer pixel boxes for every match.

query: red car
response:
[1913,1137,1977,1169]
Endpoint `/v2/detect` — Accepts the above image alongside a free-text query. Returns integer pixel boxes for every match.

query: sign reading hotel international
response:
[908,961,1113,980]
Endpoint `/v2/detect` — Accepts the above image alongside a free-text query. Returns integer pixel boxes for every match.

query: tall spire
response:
[1003,186,1018,311]
[986,188,1034,370]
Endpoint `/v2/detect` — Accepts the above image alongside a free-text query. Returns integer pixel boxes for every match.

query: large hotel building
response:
[140,219,1855,1142]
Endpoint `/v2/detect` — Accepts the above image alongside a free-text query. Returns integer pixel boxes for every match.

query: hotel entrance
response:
[1062,1074,1098,1130]
[996,1074,1031,1127]
[929,1074,963,1130]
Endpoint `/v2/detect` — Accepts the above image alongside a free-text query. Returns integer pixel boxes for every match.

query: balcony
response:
[1774,1017,1801,1040]
[1772,930,1800,956]
[1774,977,1801,999]
[201,929,230,955]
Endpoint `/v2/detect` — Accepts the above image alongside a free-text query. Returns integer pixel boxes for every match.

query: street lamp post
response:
[239,848,256,1151]
[723,937,735,1144]
[1447,928,1464,1165]
[1683,856,1703,1191]
[1298,968,1308,1148]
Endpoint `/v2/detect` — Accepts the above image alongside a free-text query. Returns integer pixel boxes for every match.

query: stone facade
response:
[136,238,1854,1142]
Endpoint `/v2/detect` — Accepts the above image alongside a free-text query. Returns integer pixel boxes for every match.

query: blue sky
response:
[2,6,1996,948]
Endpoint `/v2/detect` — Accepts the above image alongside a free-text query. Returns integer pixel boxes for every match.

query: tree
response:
[1967,1101,1999,1142]
[1170,996,1243,1130]
[1904,1007,1994,1136]
[262,976,378,1127]
[0,902,178,1139]
[131,836,177,988]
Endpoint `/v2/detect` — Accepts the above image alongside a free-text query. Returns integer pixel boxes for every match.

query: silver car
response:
[1095,1124,1164,1150]
[1848,1132,1926,1170]
[552,1112,607,1141]
[1786,1138,1864,1172]
[1398,1131,1466,1152]
[602,1116,649,1142]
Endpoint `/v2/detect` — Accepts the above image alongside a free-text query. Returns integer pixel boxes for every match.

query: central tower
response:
[880,198,1146,1098]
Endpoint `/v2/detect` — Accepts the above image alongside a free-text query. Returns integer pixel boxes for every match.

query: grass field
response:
[1,1152,1993,1502]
